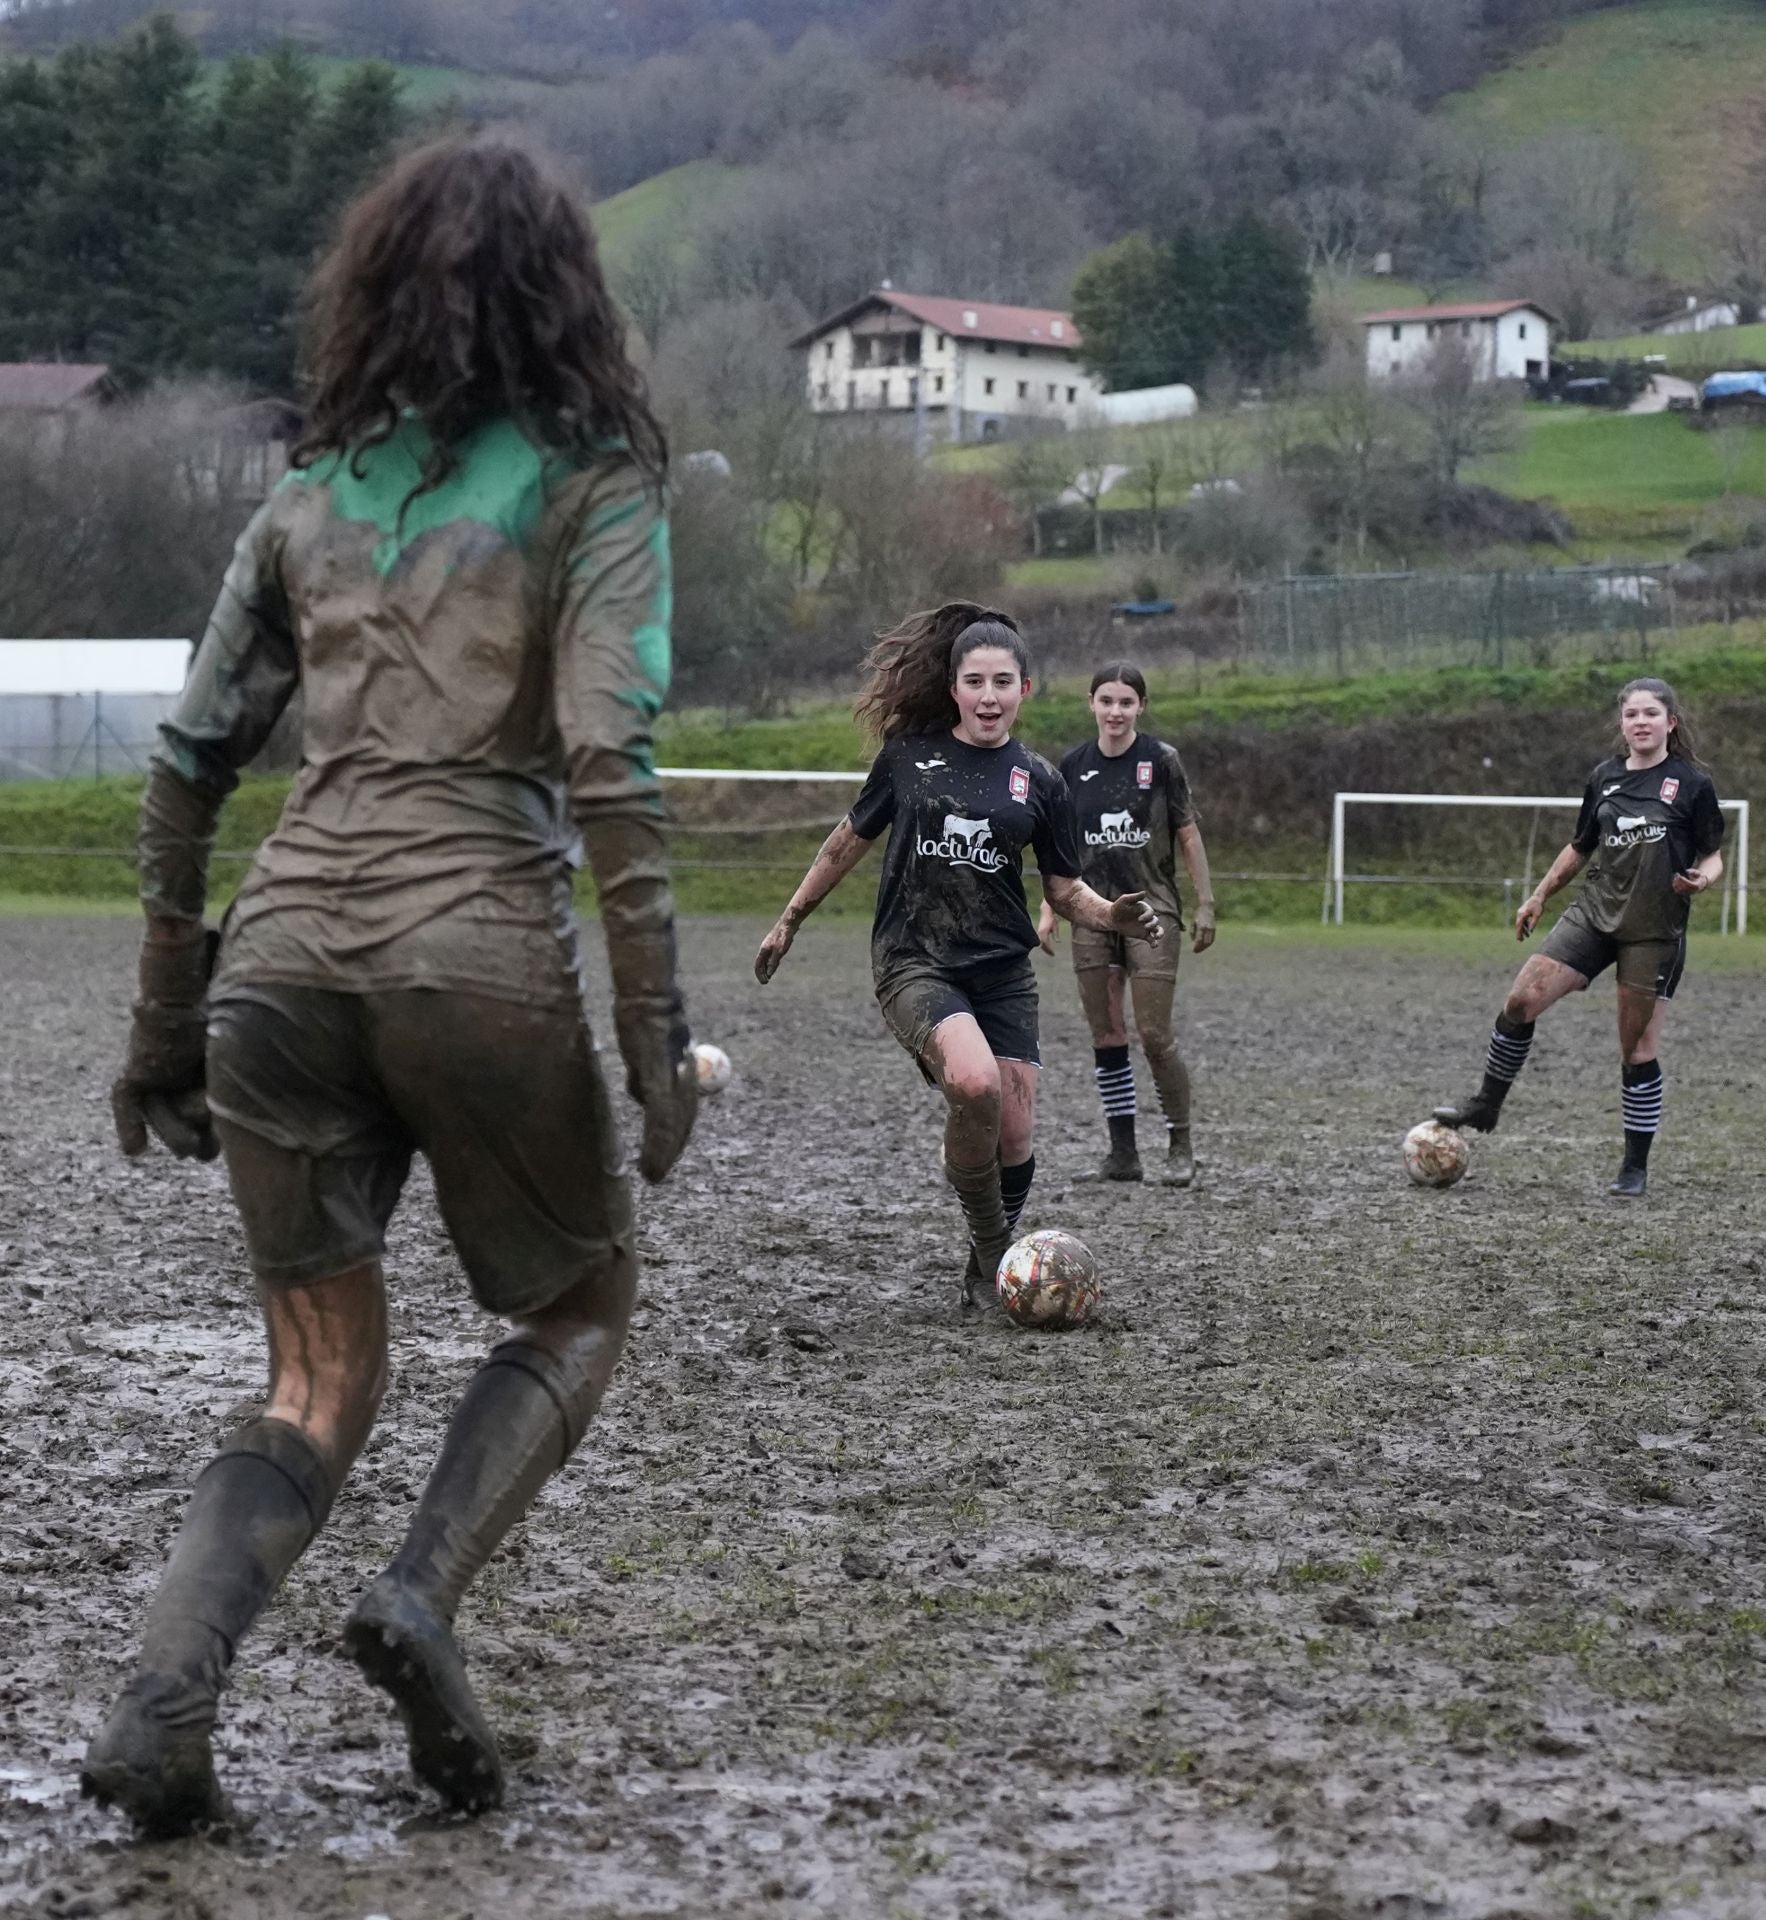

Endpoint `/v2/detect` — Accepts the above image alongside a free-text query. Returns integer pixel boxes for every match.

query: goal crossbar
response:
[1326,791,1750,936]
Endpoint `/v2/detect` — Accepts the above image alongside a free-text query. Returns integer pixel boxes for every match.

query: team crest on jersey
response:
[1660,777,1679,803]
[1009,766,1030,803]
[1136,760,1153,789]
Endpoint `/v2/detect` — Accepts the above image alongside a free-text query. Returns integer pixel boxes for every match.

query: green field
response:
[1562,322,1766,373]
[1445,0,1766,276]
[591,160,759,274]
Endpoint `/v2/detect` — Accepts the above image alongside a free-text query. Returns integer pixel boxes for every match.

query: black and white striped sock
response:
[1002,1155,1035,1240]
[1621,1060,1663,1166]
[1484,1015,1535,1087]
[1094,1045,1136,1122]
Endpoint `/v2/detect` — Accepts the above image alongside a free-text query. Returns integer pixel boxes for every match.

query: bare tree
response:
[1127,424,1191,554]
[1397,334,1521,488]
[997,428,1072,559]
[1300,346,1412,563]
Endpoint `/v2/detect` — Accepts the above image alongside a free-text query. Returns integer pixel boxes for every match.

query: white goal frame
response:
[1326,791,1750,936]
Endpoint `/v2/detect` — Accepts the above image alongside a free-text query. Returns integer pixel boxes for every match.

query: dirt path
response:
[3,917,1764,1918]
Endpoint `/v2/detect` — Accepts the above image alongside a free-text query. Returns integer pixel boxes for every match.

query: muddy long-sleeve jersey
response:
[138,416,673,1009]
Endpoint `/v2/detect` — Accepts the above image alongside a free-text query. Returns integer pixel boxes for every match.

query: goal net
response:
[1326,791,1751,935]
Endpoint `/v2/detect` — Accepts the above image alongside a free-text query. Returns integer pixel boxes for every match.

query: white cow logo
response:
[1615,815,1647,832]
[1085,807,1151,850]
[1606,811,1666,850]
[917,812,1007,869]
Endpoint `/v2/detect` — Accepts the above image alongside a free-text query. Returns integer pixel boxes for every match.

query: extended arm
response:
[115,501,299,1162]
[1043,873,1161,942]
[554,462,694,1182]
[1516,841,1588,938]
[1672,847,1723,896]
[1177,822,1216,953]
[754,820,874,983]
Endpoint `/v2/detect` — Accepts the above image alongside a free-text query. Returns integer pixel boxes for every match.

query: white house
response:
[791,289,1106,442]
[1650,296,1765,336]
[1361,300,1554,383]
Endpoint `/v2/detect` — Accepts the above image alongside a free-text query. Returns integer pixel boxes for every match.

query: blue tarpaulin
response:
[1702,371,1766,403]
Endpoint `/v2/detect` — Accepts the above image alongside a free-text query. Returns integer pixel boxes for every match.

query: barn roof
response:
[791,290,1083,352]
[0,362,114,410]
[1359,300,1557,326]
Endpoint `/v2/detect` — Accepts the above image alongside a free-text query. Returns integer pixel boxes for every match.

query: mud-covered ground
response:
[3,915,1765,1919]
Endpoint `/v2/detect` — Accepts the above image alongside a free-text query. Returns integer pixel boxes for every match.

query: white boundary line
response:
[1325,791,1749,936]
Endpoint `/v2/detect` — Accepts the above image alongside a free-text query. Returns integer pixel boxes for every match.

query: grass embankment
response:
[7,639,1760,925]
[1443,0,1766,278]
[1563,322,1766,373]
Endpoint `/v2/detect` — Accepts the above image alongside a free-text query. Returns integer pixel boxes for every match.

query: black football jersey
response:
[1567,754,1724,940]
[848,733,1081,994]
[1058,732,1195,923]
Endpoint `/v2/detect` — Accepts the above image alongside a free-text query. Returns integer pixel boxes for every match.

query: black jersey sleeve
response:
[1689,772,1726,858]
[1570,769,1603,856]
[1058,742,1085,790]
[1030,759,1082,880]
[847,742,898,841]
[1162,743,1196,831]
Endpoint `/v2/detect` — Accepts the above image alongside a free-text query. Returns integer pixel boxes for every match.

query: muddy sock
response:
[1144,1039,1191,1144]
[1621,1060,1663,1168]
[135,1417,336,1699]
[944,1153,1010,1274]
[1094,1047,1136,1147]
[382,1338,607,1623]
[1001,1155,1035,1240]
[1481,1013,1535,1103]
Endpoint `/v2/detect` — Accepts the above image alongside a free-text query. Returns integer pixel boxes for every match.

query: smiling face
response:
[1090,678,1144,752]
[1620,688,1673,763]
[950,645,1028,747]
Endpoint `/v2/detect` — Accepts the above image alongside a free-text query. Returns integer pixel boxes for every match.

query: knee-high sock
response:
[135,1418,336,1700]
[1481,1012,1535,1102]
[1621,1060,1663,1168]
[945,1153,1010,1272]
[1093,1046,1136,1154]
[1001,1155,1035,1239]
[384,1325,628,1623]
[1143,1037,1192,1144]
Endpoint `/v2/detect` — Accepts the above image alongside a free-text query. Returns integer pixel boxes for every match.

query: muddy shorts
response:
[1539,912,1686,1000]
[1070,909,1181,982]
[206,984,633,1316]
[878,956,1041,1074]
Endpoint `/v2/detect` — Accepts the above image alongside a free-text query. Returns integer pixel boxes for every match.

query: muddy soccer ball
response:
[691,1042,733,1095]
[1403,1119,1469,1189]
[995,1229,1103,1330]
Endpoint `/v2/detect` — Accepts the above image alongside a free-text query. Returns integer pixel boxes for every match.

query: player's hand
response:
[614,996,697,1183]
[1036,904,1058,956]
[1110,891,1161,942]
[754,916,796,984]
[1190,900,1216,954]
[1515,894,1544,940]
[112,926,220,1162]
[1671,868,1710,896]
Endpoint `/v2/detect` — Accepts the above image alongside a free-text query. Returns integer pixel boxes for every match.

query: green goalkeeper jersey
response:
[142,416,672,1009]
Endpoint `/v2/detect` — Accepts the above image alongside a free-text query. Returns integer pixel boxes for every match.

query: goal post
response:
[1325,791,1750,936]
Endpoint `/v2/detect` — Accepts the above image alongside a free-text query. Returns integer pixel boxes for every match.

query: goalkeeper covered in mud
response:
[82,134,696,1836]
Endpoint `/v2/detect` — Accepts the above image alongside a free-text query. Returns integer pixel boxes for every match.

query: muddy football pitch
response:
[3,915,1764,1919]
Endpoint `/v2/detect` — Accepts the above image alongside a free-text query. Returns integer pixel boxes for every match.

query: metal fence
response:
[1237,565,1679,678]
[0,692,177,781]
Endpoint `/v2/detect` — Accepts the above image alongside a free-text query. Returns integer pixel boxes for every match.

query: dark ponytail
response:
[855,602,1028,742]
[1617,676,1700,764]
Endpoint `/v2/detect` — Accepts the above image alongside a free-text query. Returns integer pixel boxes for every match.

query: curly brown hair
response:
[292,133,666,496]
[854,602,1027,742]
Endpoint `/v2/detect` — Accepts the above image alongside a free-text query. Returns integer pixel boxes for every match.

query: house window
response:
[984,342,997,354]
[1017,380,1028,399]
[1518,322,1528,339]
[1046,384,1056,401]
[1461,321,1471,335]
[816,380,829,402]
[1426,323,1437,339]
[1017,345,1028,358]
[1390,325,1401,342]
[1066,385,1077,403]
[824,341,834,359]
[934,374,945,394]
[984,377,995,396]
[846,379,856,408]
[880,378,890,408]
[936,332,947,349]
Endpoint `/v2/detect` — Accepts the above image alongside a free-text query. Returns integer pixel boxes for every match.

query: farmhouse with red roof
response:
[1360,300,1555,383]
[791,288,1106,442]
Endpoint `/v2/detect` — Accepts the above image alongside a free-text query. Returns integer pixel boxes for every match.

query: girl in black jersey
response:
[1435,677,1725,1196]
[1037,662,1217,1187]
[755,604,1161,1307]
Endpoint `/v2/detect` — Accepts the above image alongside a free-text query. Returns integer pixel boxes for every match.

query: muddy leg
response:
[1436,955,1586,1132]
[345,1247,637,1813]
[1130,973,1192,1186]
[923,1014,1009,1306]
[82,1262,386,1836]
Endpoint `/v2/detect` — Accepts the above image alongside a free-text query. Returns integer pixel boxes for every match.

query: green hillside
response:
[1445,0,1766,276]
[591,161,759,275]
[1564,321,1766,369]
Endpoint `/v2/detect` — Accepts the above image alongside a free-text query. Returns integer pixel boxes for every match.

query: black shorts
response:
[877,956,1041,1075]
[206,984,633,1316]
[1538,911,1687,1000]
